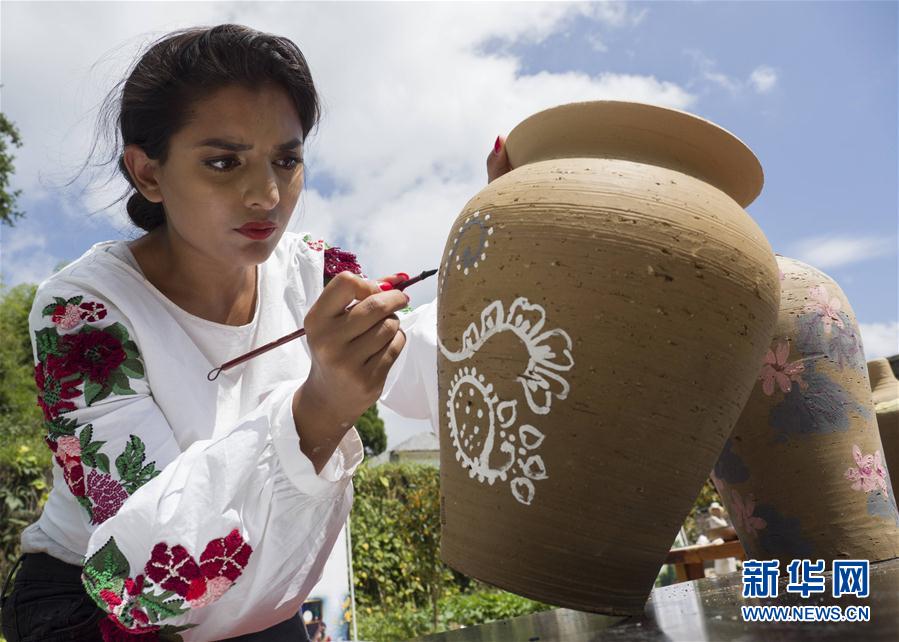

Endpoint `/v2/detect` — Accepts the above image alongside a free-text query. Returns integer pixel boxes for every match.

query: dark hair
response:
[75,24,320,232]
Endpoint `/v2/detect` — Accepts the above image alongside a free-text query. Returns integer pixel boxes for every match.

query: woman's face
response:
[135,82,305,267]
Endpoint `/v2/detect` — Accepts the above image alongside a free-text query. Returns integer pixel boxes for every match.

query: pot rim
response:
[504,100,764,208]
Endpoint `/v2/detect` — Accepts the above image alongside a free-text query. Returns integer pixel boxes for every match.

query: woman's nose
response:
[243,164,280,210]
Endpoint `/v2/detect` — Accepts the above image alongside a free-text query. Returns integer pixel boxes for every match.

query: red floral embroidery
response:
[199,529,253,582]
[79,301,108,322]
[51,304,83,330]
[55,437,87,498]
[123,574,145,597]
[305,237,326,252]
[35,294,157,527]
[100,588,123,608]
[324,247,362,280]
[145,543,203,598]
[86,531,252,637]
[34,355,82,420]
[130,608,150,626]
[60,330,126,384]
[59,456,86,497]
[187,576,233,609]
[87,469,129,524]
[143,529,252,603]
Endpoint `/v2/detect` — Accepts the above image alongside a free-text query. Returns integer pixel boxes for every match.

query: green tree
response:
[351,463,457,630]
[0,109,25,227]
[0,283,41,434]
[351,462,553,641]
[356,404,387,457]
[0,282,51,588]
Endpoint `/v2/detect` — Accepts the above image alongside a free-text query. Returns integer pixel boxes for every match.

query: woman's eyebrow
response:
[193,137,302,152]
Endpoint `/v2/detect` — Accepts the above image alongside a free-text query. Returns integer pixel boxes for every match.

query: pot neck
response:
[504,101,763,208]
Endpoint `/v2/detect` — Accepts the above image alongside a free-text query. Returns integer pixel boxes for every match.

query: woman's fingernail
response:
[493,136,502,155]
[396,272,410,281]
[379,282,394,291]
[404,293,411,303]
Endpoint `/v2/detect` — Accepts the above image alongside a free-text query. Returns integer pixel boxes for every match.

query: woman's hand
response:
[487,134,512,183]
[293,271,409,471]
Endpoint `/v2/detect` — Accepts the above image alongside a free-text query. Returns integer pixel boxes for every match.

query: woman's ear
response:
[122,144,163,203]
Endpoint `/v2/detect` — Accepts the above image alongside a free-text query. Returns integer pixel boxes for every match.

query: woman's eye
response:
[205,158,239,172]
[204,157,303,173]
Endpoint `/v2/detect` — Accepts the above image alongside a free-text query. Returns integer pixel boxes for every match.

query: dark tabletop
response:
[413,558,899,642]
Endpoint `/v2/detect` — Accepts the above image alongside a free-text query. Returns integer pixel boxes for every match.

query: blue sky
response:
[2,1,897,446]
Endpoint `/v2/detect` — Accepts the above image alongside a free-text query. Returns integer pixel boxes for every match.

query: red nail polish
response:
[396,272,410,281]
[493,136,502,155]
[379,282,394,291]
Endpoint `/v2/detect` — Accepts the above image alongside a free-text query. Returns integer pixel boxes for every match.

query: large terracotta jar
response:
[435,101,780,614]
[869,357,899,495]
[712,257,899,563]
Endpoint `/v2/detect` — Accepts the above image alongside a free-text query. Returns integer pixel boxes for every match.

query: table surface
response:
[413,557,899,642]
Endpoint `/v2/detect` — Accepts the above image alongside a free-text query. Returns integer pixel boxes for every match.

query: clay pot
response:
[712,257,899,563]
[869,358,899,495]
[435,101,780,614]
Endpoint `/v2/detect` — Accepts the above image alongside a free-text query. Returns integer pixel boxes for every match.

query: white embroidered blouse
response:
[21,231,438,640]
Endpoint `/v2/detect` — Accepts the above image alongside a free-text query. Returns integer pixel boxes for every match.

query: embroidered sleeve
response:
[33,294,166,524]
[30,283,362,641]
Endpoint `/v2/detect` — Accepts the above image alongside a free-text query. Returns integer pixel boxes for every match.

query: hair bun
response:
[126,192,166,232]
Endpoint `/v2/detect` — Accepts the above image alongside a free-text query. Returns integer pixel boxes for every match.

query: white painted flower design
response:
[441,297,574,415]
[440,298,574,505]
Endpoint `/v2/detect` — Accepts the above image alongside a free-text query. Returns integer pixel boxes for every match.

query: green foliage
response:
[350,462,553,639]
[0,440,51,587]
[357,602,433,642]
[0,110,25,227]
[355,404,387,457]
[0,283,39,421]
[357,590,552,642]
[0,282,50,587]
[437,590,552,627]
[351,463,452,616]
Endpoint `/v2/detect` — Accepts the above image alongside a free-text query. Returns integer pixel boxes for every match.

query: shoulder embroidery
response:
[302,234,364,284]
[83,530,253,639]
[34,295,160,524]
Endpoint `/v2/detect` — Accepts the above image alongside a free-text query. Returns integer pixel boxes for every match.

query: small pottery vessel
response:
[869,357,899,495]
[436,101,781,614]
[712,257,899,563]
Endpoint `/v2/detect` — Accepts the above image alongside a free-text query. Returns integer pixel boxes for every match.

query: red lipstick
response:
[236,221,276,240]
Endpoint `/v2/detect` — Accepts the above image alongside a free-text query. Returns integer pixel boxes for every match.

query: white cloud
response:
[790,235,896,269]
[0,226,59,286]
[5,1,697,296]
[587,2,649,28]
[586,32,609,52]
[860,322,899,359]
[749,65,778,93]
[685,50,777,96]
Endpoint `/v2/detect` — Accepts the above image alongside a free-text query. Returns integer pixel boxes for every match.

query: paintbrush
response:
[207,269,438,381]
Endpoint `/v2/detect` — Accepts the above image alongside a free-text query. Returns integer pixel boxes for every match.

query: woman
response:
[1,23,510,641]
